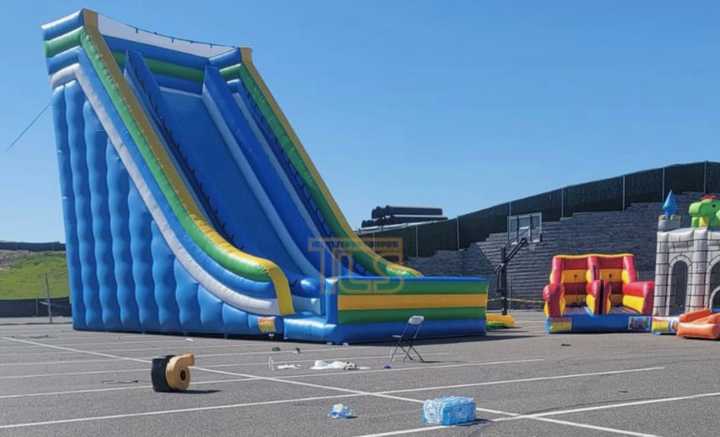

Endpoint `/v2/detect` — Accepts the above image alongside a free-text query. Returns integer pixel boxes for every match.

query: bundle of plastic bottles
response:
[328,403,353,419]
[422,396,476,425]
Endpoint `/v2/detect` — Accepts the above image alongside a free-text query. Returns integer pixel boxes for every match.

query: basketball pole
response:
[495,237,528,316]
[44,273,52,324]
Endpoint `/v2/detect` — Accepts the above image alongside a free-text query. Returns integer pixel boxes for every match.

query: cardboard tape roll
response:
[151,353,195,392]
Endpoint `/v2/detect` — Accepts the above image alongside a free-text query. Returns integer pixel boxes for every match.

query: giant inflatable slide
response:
[42,10,488,343]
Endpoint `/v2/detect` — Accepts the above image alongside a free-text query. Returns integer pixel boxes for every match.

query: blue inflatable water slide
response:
[42,10,488,343]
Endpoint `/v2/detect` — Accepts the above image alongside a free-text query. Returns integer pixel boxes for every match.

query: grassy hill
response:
[0,251,69,299]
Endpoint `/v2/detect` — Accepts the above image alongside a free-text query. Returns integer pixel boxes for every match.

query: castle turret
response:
[658,192,682,231]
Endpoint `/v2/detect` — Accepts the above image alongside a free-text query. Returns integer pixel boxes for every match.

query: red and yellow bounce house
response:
[543,254,654,333]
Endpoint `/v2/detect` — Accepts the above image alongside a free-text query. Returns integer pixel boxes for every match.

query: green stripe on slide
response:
[45,30,204,84]
[45,27,83,57]
[80,29,273,283]
[112,52,203,83]
[338,307,486,324]
[222,62,418,278]
[337,279,488,295]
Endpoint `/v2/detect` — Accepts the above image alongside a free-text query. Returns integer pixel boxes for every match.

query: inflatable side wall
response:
[43,10,488,342]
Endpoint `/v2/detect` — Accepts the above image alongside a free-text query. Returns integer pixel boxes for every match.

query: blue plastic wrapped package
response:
[328,403,353,419]
[422,396,476,425]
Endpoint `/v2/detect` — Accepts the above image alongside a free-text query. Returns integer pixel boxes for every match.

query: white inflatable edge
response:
[66,63,281,315]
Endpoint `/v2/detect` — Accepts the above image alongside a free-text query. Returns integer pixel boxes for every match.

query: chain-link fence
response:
[362,161,720,259]
[0,297,71,317]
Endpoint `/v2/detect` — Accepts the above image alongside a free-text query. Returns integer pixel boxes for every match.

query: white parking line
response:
[79,343,313,353]
[191,346,376,359]
[0,337,533,410]
[499,390,720,421]
[354,425,448,436]
[0,349,118,357]
[1,337,542,388]
[0,377,256,400]
[359,383,672,437]
[0,336,661,436]
[0,339,379,360]
[0,357,538,383]
[381,366,664,395]
[0,358,115,367]
[0,393,363,430]
[1,337,155,363]
[0,363,650,402]
[0,347,385,367]
[0,368,148,380]
[366,416,659,437]
[0,352,450,380]
[0,350,447,369]
[0,343,364,356]
[277,358,544,380]
[210,352,452,368]
[0,367,666,435]
[530,417,658,437]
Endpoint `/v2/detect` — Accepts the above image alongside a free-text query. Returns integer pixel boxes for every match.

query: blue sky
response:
[1,1,718,242]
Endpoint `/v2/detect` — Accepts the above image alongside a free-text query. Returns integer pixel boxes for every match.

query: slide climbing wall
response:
[42,10,488,343]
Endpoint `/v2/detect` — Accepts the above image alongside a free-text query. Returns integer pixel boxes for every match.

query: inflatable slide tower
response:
[42,10,488,343]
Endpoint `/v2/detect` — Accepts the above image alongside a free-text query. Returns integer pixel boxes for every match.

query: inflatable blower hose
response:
[151,353,195,392]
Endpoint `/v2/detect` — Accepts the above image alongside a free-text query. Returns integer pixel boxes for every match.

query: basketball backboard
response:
[508,212,543,245]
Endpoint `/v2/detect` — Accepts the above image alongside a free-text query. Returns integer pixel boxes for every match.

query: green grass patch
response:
[0,251,69,299]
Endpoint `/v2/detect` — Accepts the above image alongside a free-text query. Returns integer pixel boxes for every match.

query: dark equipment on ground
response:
[151,353,195,392]
[362,206,445,228]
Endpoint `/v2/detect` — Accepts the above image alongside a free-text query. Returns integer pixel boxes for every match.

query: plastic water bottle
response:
[268,356,274,371]
[328,403,353,419]
[422,396,476,425]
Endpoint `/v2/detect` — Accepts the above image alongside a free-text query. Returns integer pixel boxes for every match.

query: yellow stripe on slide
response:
[338,294,487,310]
[238,48,420,278]
[82,10,294,314]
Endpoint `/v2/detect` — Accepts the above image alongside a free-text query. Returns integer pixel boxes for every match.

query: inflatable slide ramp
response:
[42,10,487,343]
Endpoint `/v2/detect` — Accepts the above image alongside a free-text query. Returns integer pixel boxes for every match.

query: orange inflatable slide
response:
[676,309,720,340]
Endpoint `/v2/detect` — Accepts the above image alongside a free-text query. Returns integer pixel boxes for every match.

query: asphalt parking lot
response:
[0,311,718,436]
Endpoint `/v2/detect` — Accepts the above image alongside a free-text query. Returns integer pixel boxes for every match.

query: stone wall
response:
[654,227,720,316]
[406,193,701,305]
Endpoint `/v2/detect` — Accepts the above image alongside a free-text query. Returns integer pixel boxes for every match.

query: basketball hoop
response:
[529,232,543,251]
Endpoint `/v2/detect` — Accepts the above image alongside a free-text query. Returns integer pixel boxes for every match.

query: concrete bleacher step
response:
[408,192,701,299]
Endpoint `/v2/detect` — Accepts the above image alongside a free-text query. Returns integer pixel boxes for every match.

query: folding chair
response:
[389,315,425,362]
